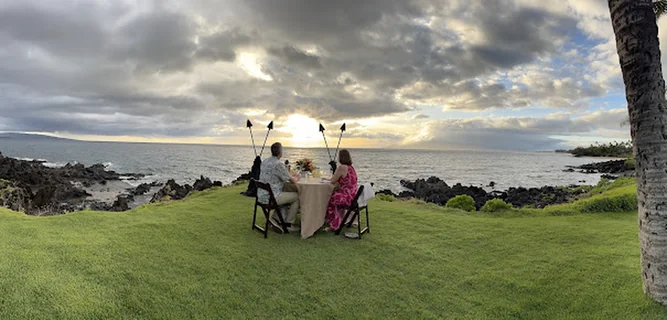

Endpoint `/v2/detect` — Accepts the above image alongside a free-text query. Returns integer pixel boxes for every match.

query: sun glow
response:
[237,52,273,81]
[283,114,321,147]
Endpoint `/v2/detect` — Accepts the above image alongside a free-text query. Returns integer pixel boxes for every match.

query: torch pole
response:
[249,127,257,157]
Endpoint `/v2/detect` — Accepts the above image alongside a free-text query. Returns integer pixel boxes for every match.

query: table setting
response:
[286,158,336,238]
[244,121,374,239]
[281,157,374,239]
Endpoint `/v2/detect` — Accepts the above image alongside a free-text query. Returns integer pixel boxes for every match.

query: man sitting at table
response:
[258,142,301,233]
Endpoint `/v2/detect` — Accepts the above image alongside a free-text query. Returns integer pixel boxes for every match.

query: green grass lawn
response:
[0,183,666,319]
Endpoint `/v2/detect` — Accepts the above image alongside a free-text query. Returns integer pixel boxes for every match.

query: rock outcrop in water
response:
[0,152,148,214]
[150,179,193,203]
[567,159,629,174]
[128,181,163,196]
[193,175,223,191]
[232,172,252,184]
[0,151,237,215]
[0,152,223,214]
[150,176,223,204]
[132,183,152,196]
[193,176,213,191]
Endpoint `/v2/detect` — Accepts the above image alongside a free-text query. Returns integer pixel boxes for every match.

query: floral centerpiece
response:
[295,158,316,173]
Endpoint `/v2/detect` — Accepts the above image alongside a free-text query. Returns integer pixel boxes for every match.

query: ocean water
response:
[0,139,607,192]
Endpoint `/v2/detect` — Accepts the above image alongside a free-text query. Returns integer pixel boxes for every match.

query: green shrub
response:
[446,195,476,212]
[481,199,512,212]
[376,194,396,202]
[575,194,637,213]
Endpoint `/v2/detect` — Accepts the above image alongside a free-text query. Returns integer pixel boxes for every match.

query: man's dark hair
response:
[271,142,282,157]
[339,149,352,165]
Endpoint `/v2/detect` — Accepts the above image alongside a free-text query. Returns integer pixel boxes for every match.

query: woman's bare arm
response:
[329,165,348,183]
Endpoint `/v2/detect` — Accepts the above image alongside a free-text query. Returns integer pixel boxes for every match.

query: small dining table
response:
[291,178,335,239]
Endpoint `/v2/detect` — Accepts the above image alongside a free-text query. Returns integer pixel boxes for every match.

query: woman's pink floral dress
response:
[326,165,358,230]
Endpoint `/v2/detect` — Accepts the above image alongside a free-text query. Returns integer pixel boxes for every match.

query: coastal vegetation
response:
[559,141,633,158]
[445,194,476,212]
[0,181,664,319]
[481,198,512,212]
[544,178,637,215]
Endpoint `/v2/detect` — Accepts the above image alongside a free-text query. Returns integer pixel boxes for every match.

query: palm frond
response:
[655,0,667,18]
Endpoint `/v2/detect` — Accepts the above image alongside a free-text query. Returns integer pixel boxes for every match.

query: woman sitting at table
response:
[325,149,358,231]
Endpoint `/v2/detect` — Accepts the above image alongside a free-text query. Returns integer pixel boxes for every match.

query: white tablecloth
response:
[295,179,335,239]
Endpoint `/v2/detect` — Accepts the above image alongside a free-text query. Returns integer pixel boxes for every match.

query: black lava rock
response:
[150,179,191,203]
[193,175,214,192]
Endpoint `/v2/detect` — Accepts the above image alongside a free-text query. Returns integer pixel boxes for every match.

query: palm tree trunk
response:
[609,0,667,304]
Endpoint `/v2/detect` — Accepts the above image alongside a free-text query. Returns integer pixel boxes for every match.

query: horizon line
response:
[0,131,401,151]
[0,131,570,153]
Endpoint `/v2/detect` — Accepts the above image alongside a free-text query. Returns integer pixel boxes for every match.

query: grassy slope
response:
[0,184,665,319]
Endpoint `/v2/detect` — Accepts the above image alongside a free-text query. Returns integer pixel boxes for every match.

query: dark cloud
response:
[237,0,424,45]
[196,71,412,120]
[470,5,573,68]
[412,114,429,120]
[0,0,619,145]
[195,28,255,62]
[110,11,198,73]
[471,47,536,69]
[399,75,605,110]
[267,46,322,69]
[0,96,247,138]
[0,3,109,58]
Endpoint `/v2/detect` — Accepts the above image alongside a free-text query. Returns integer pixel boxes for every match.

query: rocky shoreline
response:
[0,152,225,215]
[375,176,589,210]
[562,159,634,179]
[373,158,636,210]
[0,152,635,215]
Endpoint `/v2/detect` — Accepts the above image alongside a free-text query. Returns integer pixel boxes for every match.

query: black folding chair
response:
[252,179,290,238]
[335,185,370,239]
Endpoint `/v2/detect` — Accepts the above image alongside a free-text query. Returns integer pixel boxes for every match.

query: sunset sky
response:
[0,0,661,150]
